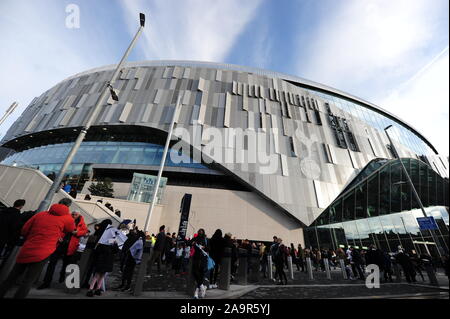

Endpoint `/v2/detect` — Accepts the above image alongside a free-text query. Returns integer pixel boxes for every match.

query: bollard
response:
[218,248,231,290]
[393,262,402,283]
[306,257,314,280]
[339,259,348,279]
[248,249,260,283]
[186,257,197,296]
[287,256,294,280]
[424,261,438,286]
[132,241,152,296]
[0,244,21,283]
[236,249,248,285]
[267,255,273,281]
[324,258,331,280]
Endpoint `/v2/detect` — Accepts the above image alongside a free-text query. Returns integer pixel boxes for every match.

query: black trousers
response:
[147,250,162,274]
[401,266,416,283]
[192,256,207,289]
[42,251,77,285]
[296,258,305,272]
[275,261,287,283]
[352,262,365,279]
[261,259,268,277]
[383,267,393,282]
[209,263,220,284]
[0,259,48,299]
[121,255,136,287]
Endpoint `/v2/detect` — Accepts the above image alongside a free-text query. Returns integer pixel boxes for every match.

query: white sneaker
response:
[194,288,199,299]
[199,284,207,298]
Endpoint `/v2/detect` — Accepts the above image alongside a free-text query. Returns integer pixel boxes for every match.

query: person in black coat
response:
[147,225,166,274]
[395,250,416,283]
[350,247,365,280]
[0,199,25,259]
[209,229,225,288]
[273,238,288,285]
[119,228,139,272]
[366,245,385,269]
[223,233,238,281]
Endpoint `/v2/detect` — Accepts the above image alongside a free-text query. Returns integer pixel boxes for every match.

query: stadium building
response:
[0,61,448,253]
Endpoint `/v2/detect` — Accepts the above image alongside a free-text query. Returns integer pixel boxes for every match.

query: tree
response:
[88,178,114,198]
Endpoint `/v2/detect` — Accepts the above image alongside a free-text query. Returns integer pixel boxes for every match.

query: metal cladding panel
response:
[1,61,446,226]
[119,102,133,123]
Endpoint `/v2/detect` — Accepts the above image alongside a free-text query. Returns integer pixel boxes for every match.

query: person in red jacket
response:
[0,203,75,299]
[38,211,88,289]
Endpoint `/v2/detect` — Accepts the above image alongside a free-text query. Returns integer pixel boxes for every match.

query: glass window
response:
[367,216,390,252]
[410,159,420,209]
[343,192,355,221]
[379,165,390,215]
[316,226,333,250]
[401,180,412,213]
[419,162,429,207]
[436,176,444,206]
[367,174,379,217]
[355,181,367,219]
[378,214,400,249]
[354,219,374,248]
[429,169,437,206]
[341,221,357,247]
[390,161,402,213]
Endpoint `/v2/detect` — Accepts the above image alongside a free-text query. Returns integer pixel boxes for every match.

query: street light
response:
[143,93,183,233]
[0,102,18,127]
[37,13,146,213]
[384,125,443,258]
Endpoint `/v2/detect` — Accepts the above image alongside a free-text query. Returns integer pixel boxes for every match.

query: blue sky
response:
[0,0,448,156]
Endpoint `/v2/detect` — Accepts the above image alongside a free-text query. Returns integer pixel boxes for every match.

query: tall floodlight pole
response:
[37,13,146,213]
[143,94,182,233]
[0,102,18,127]
[384,125,443,258]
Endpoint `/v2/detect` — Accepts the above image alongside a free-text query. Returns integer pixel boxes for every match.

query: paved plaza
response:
[2,262,447,299]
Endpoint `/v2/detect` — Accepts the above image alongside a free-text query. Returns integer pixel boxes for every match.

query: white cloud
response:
[119,0,263,62]
[377,48,449,157]
[297,0,446,91]
[0,1,116,139]
[295,0,449,157]
[251,21,273,69]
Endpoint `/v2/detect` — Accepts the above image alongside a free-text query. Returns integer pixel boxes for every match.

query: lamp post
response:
[143,94,182,233]
[0,102,18,127]
[384,125,443,258]
[37,13,146,213]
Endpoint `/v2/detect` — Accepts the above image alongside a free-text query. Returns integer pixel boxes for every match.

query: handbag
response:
[195,243,215,271]
[207,255,215,271]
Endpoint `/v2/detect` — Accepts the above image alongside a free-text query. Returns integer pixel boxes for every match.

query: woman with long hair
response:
[191,228,209,299]
[86,221,127,297]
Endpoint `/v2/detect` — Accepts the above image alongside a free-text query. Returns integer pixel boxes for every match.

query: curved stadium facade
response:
[0,61,448,254]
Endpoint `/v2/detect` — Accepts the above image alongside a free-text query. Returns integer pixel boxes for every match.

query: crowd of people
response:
[0,197,449,299]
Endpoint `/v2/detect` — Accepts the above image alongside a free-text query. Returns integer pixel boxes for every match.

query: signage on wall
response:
[127,173,167,204]
[416,216,438,230]
[177,193,192,242]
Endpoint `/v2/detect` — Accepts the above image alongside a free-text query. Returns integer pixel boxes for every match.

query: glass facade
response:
[305,158,449,258]
[0,141,209,188]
